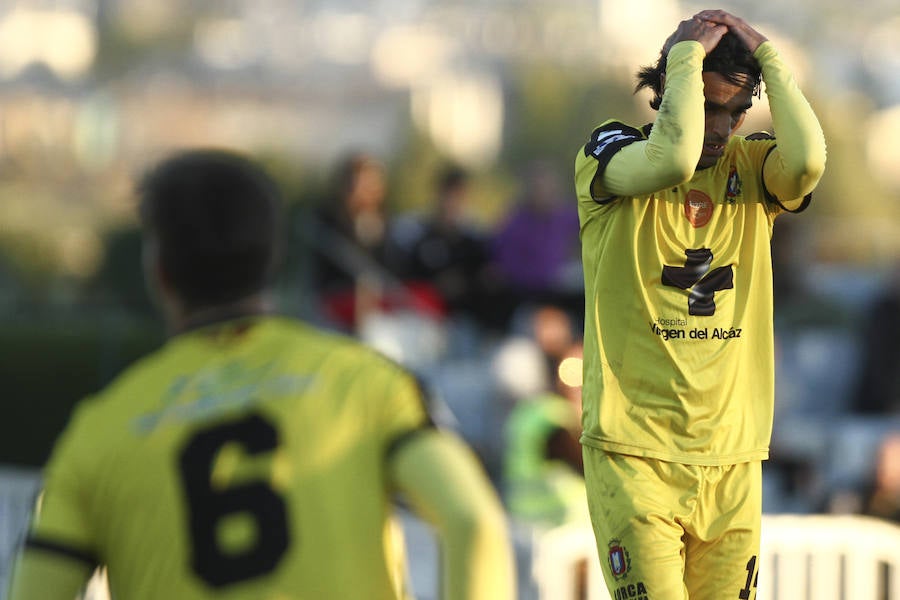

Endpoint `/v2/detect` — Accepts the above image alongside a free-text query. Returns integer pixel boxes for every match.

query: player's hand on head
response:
[664,16,728,56]
[694,9,768,53]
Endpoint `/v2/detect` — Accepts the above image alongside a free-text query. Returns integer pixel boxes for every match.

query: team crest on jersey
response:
[725,166,742,203]
[684,190,713,228]
[608,539,632,579]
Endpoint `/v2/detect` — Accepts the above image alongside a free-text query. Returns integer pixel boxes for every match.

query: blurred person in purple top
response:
[491,160,582,311]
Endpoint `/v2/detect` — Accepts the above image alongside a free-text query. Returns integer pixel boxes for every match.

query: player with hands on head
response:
[663,14,729,56]
[696,10,768,53]
[574,8,825,600]
[8,149,516,600]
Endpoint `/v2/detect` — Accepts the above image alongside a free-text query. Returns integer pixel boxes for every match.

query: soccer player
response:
[8,150,516,600]
[573,10,825,600]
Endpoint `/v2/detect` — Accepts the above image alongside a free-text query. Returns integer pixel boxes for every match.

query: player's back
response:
[41,315,429,600]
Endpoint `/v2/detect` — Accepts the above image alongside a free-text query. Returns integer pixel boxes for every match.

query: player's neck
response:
[170,294,273,336]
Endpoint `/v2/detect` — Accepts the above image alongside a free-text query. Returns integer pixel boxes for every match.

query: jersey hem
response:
[579,435,769,466]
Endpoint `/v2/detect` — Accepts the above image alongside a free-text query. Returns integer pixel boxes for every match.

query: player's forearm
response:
[389,431,516,600]
[756,41,826,200]
[438,496,514,600]
[603,41,706,196]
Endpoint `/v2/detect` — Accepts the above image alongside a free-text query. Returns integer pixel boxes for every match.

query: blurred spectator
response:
[826,431,900,523]
[851,264,900,415]
[503,303,577,389]
[531,304,576,378]
[490,160,582,317]
[771,218,806,319]
[771,219,850,330]
[865,432,900,522]
[502,341,587,528]
[396,165,500,328]
[308,152,436,330]
[496,306,585,527]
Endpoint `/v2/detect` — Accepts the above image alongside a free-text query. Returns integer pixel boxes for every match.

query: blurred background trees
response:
[1,0,898,476]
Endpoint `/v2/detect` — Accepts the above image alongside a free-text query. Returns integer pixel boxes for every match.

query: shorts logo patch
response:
[684,190,714,228]
[608,539,631,579]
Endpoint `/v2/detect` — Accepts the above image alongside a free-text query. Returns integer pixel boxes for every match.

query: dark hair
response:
[331,151,383,200]
[138,149,283,310]
[635,32,762,110]
[438,165,469,195]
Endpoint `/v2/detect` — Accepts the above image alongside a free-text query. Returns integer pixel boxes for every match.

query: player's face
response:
[698,71,753,169]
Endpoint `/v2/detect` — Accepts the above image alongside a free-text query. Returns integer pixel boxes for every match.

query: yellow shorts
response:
[583,447,761,600]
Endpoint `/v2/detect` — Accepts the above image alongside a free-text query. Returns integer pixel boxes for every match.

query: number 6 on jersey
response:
[178,413,290,588]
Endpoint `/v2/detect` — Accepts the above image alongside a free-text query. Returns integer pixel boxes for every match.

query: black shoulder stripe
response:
[375,355,437,462]
[373,353,438,461]
[411,374,437,428]
[582,123,643,161]
[760,146,779,205]
[385,425,435,461]
[377,351,437,428]
[760,145,812,213]
[591,190,617,206]
[746,131,776,141]
[24,535,99,568]
[582,122,646,206]
[791,193,813,213]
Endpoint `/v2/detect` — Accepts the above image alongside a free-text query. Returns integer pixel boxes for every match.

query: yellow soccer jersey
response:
[575,120,810,465]
[23,316,432,600]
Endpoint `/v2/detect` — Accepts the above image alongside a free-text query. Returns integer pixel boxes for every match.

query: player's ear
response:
[141,235,171,306]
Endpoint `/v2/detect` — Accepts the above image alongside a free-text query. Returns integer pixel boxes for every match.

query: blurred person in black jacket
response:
[852,264,900,415]
[398,166,506,330]
[309,152,420,330]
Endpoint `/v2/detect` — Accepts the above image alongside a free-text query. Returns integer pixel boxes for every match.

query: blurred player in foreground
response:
[8,150,515,600]
[574,9,825,600]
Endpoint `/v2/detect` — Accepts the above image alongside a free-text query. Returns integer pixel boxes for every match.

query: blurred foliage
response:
[87,226,155,316]
[389,127,452,214]
[255,150,326,210]
[93,1,195,82]
[388,62,644,224]
[0,318,163,466]
[0,232,60,291]
[804,94,889,219]
[1,41,896,295]
[503,62,643,177]
[0,4,898,467]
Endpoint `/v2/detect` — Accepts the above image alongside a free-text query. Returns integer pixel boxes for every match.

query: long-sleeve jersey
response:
[573,41,826,464]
